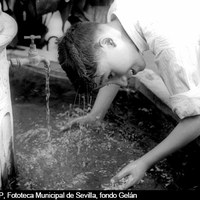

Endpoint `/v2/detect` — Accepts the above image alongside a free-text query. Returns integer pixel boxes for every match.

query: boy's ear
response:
[99,38,116,48]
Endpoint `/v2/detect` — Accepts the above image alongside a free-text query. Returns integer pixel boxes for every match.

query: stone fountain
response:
[0,4,17,189]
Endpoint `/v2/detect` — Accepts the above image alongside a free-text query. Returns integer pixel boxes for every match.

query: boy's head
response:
[57,22,100,93]
[58,21,145,93]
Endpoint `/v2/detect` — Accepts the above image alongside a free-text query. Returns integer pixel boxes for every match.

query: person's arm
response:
[112,115,200,189]
[89,84,120,120]
[61,84,120,131]
[141,115,200,167]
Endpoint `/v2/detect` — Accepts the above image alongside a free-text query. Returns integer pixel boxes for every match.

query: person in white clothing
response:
[57,0,200,189]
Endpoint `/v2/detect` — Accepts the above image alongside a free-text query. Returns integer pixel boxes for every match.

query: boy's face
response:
[95,24,145,88]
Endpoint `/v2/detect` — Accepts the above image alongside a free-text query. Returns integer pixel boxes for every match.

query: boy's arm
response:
[65,84,120,128]
[89,84,120,120]
[113,115,200,189]
[142,115,200,167]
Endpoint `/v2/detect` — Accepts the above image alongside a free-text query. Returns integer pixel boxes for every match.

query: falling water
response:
[45,64,51,140]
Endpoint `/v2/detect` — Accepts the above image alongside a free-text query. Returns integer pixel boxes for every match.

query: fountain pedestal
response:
[0,5,17,189]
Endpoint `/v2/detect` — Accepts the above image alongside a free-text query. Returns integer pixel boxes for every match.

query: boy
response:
[58,0,200,189]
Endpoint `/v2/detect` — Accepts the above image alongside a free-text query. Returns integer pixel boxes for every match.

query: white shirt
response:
[107,0,200,119]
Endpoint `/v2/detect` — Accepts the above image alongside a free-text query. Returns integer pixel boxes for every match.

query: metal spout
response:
[10,35,50,69]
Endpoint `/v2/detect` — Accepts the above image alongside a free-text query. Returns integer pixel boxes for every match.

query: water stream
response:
[45,64,51,140]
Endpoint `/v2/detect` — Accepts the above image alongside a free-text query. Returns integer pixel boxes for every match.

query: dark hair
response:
[57,22,100,93]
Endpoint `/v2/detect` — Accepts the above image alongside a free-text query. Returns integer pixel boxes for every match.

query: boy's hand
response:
[59,114,101,133]
[111,159,147,190]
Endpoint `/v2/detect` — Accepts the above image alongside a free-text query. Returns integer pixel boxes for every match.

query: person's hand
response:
[68,114,98,126]
[59,114,101,133]
[111,159,148,190]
